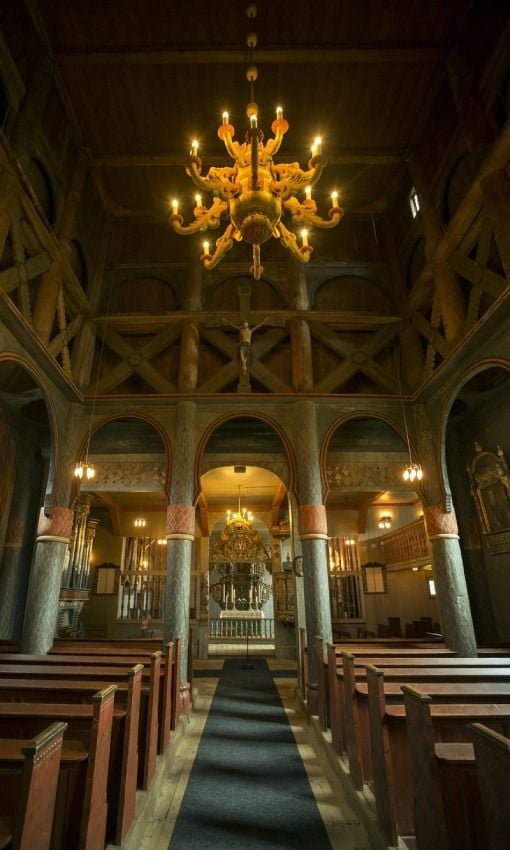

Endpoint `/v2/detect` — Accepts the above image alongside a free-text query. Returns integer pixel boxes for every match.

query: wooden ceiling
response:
[36,0,470,226]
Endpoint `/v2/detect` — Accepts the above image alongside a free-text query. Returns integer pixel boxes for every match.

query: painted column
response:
[292,400,332,713]
[21,506,75,654]
[423,504,477,656]
[164,401,196,714]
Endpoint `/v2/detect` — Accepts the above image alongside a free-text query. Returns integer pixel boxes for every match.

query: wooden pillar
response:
[183,251,203,311]
[32,148,89,344]
[0,169,15,260]
[290,317,313,392]
[380,217,425,391]
[71,217,111,390]
[479,168,510,279]
[178,320,200,392]
[447,44,493,153]
[409,155,466,342]
[292,400,332,714]
[9,51,53,163]
[287,257,310,310]
[423,505,477,656]
[164,401,196,716]
[21,507,75,653]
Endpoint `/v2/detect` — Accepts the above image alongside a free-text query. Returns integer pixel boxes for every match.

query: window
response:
[427,578,436,598]
[409,187,420,218]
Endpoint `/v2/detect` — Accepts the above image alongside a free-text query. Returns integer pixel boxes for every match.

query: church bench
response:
[0,685,116,850]
[51,635,183,734]
[0,721,66,850]
[0,665,158,791]
[470,723,510,850]
[324,642,486,753]
[366,670,510,846]
[0,668,141,845]
[313,635,455,724]
[403,687,487,850]
[328,653,510,754]
[0,642,175,754]
[339,656,510,788]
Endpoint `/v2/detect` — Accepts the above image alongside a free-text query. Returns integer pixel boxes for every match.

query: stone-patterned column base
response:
[424,505,477,657]
[301,535,333,715]
[164,534,193,687]
[21,507,74,654]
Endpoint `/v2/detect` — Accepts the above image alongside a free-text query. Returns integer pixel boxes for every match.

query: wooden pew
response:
[0,644,174,755]
[0,686,116,850]
[0,667,141,846]
[52,635,183,737]
[367,670,510,846]
[470,723,510,850]
[0,663,158,791]
[0,721,66,850]
[403,686,487,850]
[337,652,510,782]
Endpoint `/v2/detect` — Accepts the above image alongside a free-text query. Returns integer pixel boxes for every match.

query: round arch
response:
[0,352,58,507]
[74,412,172,495]
[194,411,296,505]
[438,358,510,500]
[320,410,419,503]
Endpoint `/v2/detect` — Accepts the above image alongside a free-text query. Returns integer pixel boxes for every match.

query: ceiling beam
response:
[56,46,443,66]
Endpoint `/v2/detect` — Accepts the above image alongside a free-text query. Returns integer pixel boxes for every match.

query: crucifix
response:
[208,284,283,392]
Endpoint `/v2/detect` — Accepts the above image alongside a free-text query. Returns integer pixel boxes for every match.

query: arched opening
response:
[444,363,510,644]
[198,415,294,658]
[71,415,169,638]
[0,358,53,638]
[324,415,437,639]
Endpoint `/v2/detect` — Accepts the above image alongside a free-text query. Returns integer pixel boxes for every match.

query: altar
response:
[219,609,263,619]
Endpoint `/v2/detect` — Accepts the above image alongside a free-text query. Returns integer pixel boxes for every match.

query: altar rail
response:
[209,618,275,640]
[118,571,166,620]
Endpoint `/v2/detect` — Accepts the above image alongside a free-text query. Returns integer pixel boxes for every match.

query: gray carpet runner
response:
[168,658,332,849]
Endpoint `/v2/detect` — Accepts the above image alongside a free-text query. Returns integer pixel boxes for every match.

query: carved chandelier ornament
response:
[169,3,343,279]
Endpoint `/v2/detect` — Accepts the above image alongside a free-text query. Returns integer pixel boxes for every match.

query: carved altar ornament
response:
[298,504,328,539]
[166,503,195,540]
[36,506,75,542]
[423,505,459,539]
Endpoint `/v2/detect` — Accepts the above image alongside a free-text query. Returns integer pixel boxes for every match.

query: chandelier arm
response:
[187,159,238,196]
[271,158,325,197]
[170,199,227,235]
[266,118,289,157]
[218,125,243,161]
[286,207,345,230]
[278,220,313,264]
[201,223,235,270]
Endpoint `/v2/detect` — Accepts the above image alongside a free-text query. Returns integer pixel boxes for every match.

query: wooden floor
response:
[117,659,371,850]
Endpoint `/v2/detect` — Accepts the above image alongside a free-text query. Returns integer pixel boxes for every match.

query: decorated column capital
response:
[423,504,459,540]
[166,504,195,541]
[298,504,328,540]
[36,506,74,543]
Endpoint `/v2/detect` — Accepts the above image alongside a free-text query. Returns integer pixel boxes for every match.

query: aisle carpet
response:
[168,658,332,849]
